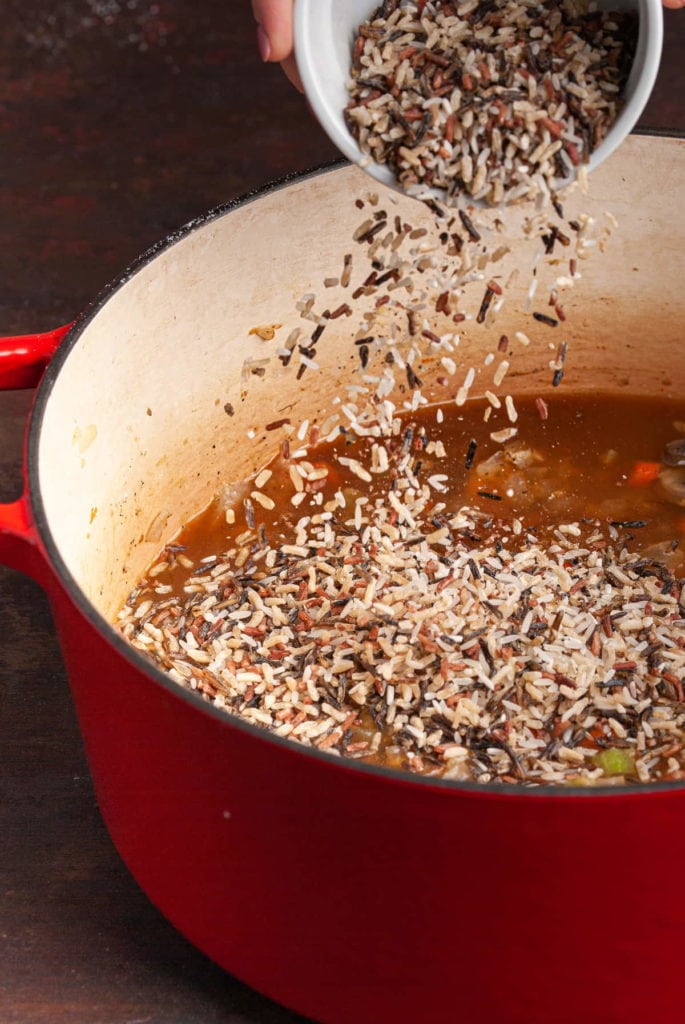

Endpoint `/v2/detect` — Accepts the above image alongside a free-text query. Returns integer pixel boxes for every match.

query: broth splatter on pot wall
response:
[345,0,637,206]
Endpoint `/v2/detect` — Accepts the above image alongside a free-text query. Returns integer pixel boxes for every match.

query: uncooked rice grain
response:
[345,0,636,207]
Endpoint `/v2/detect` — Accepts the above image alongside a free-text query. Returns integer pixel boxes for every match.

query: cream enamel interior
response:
[35,134,684,622]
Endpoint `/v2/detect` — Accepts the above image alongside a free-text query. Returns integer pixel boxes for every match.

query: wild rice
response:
[121,476,685,787]
[345,0,636,207]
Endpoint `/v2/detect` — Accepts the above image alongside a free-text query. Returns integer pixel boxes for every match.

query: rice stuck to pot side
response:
[345,0,637,206]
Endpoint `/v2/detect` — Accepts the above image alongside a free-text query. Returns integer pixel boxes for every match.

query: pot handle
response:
[0,495,50,584]
[0,324,73,583]
[0,323,72,389]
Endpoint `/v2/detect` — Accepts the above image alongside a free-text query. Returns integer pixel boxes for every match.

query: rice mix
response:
[115,170,672,788]
[345,0,637,206]
[119,440,685,787]
[115,7,678,787]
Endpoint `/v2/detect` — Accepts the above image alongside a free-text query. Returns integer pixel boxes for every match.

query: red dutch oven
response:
[0,134,683,1024]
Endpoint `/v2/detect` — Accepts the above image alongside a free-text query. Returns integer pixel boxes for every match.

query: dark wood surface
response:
[0,5,682,1022]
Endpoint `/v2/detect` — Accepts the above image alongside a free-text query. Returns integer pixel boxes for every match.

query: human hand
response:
[251,0,302,92]
[252,0,683,91]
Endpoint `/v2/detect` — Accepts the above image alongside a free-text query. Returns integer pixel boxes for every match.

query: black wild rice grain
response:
[533,312,559,327]
[357,220,387,244]
[476,287,495,324]
[403,364,419,387]
[376,269,400,286]
[459,210,481,242]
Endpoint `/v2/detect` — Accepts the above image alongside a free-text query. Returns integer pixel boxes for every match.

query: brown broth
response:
[167,391,685,583]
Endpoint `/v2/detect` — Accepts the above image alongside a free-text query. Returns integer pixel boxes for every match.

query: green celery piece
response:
[594,747,636,777]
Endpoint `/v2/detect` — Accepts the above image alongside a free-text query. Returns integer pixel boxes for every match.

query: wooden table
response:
[0,4,683,1022]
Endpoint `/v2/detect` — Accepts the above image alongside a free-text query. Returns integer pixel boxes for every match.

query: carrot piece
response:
[626,461,661,487]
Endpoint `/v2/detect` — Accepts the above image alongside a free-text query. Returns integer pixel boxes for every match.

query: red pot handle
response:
[0,495,50,583]
[0,323,73,582]
[0,323,72,389]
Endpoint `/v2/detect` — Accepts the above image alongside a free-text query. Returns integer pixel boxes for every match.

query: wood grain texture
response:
[0,4,682,1022]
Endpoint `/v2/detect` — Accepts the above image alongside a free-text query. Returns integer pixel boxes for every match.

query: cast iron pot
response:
[0,133,683,1024]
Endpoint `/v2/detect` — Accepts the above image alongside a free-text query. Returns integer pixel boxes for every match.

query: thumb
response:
[251,0,294,63]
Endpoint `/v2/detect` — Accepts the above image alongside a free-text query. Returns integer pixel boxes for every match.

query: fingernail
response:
[257,24,271,62]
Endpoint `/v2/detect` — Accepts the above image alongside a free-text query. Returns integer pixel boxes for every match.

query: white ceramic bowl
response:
[294,0,663,203]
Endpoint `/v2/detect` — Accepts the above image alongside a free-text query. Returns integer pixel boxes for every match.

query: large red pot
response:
[0,134,683,1024]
